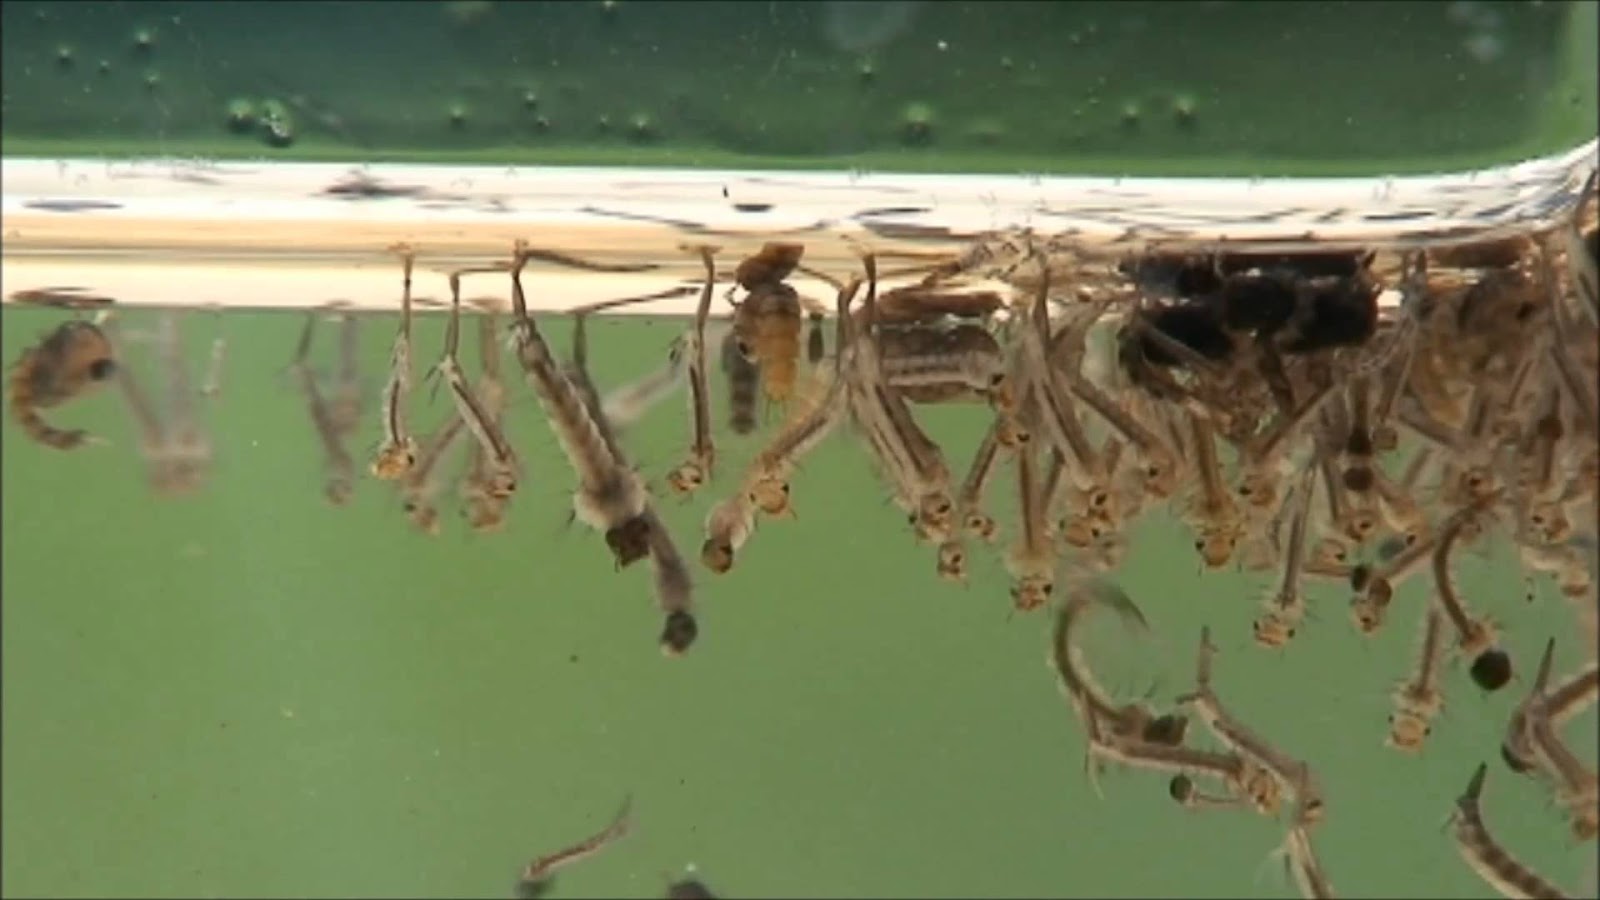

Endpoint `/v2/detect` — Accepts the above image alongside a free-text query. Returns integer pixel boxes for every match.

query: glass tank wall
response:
[2,3,1598,899]
[1,0,1596,172]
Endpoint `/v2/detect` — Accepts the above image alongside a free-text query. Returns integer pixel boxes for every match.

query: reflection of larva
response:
[8,319,117,450]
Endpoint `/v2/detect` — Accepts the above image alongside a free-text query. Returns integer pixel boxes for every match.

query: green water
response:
[2,304,1594,898]
[1,0,1596,175]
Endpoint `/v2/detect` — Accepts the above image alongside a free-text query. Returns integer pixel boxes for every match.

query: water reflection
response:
[4,206,1598,897]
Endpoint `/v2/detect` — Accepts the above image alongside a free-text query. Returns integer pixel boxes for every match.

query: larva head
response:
[487,470,518,500]
[1400,524,1427,548]
[1298,794,1327,828]
[1526,502,1572,544]
[659,610,698,657]
[995,415,1031,449]
[916,492,956,540]
[749,478,792,517]
[1350,598,1387,636]
[1010,575,1053,613]
[1058,514,1105,549]
[1459,467,1497,502]
[1342,508,1380,543]
[1194,528,1239,569]
[1315,536,1353,569]
[1236,470,1278,510]
[935,541,967,584]
[1385,710,1432,754]
[370,442,417,480]
[604,516,654,569]
[1241,767,1283,817]
[1252,610,1297,650]
[700,538,735,575]
[1142,456,1179,500]
[964,510,998,543]
[666,462,705,496]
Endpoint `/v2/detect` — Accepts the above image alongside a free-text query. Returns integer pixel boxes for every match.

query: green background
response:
[0,0,1596,174]
[2,304,1595,898]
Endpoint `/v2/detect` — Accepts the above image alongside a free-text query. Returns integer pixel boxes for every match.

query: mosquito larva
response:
[1185,409,1244,570]
[1050,578,1185,795]
[518,794,635,896]
[1016,255,1109,494]
[1449,764,1574,900]
[851,252,958,541]
[1236,382,1340,510]
[1430,495,1513,691]
[701,492,757,575]
[371,243,419,480]
[1521,639,1600,841]
[957,420,1005,543]
[507,241,652,567]
[1253,466,1318,650]
[666,245,720,497]
[1006,442,1054,613]
[1177,626,1323,823]
[1349,505,1464,637]
[439,270,519,500]
[1387,606,1447,754]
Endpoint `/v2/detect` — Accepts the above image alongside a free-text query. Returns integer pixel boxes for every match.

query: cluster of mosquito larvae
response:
[6,179,1595,898]
[705,216,1596,664]
[684,208,1597,896]
[361,242,698,656]
[1047,580,1333,896]
[1047,580,1593,900]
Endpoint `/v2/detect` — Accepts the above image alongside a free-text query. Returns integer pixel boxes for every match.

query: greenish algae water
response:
[1,0,1596,175]
[2,305,1594,898]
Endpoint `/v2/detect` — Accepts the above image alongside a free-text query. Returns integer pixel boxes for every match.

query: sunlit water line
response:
[0,140,1595,316]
